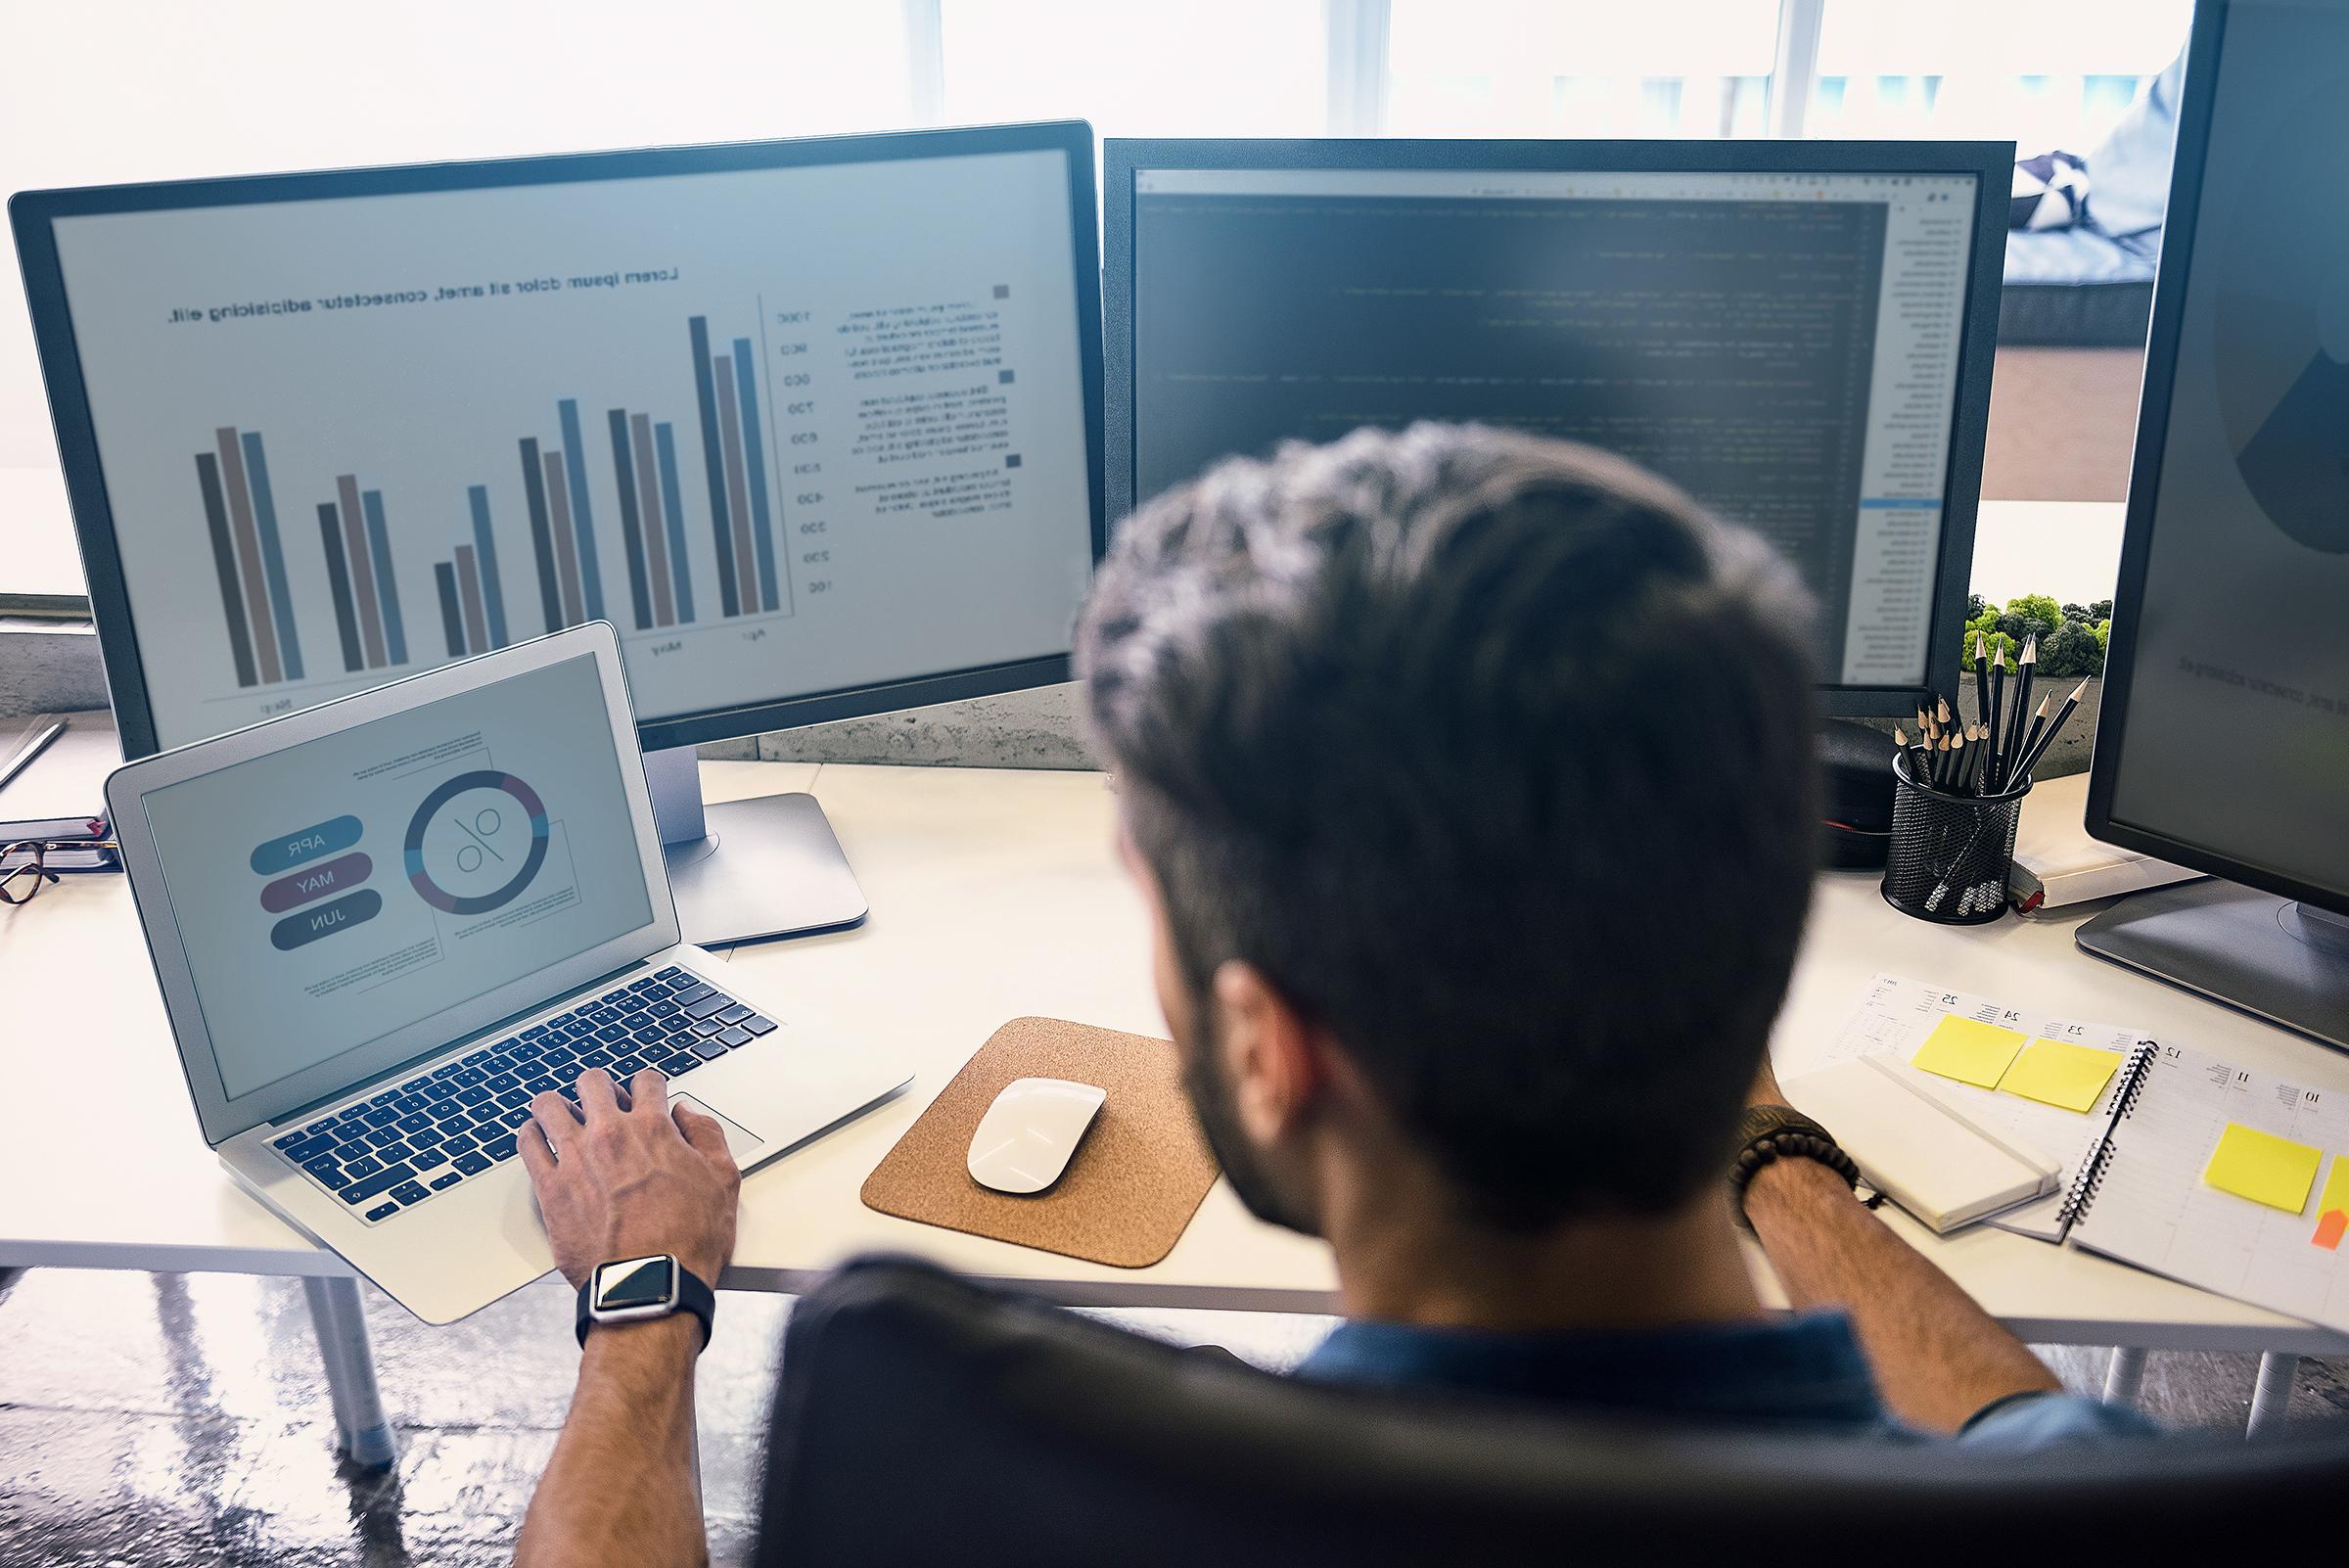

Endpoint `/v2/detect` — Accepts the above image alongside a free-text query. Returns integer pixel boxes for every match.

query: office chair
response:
[757,1256,2348,1566]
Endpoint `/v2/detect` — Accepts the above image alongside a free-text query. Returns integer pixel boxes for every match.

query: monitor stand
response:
[2077,879,2349,1052]
[642,745,868,947]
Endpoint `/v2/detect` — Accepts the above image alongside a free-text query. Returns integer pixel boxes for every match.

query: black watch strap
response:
[575,1261,717,1351]
[1727,1104,1862,1232]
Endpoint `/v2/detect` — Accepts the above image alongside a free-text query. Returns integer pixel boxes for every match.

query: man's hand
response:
[521,1067,741,1290]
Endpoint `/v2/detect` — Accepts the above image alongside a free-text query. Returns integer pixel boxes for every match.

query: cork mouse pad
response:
[860,1017,1221,1268]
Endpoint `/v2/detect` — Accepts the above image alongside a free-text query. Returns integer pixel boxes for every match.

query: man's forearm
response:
[1744,1156,2058,1434]
[517,1314,708,1568]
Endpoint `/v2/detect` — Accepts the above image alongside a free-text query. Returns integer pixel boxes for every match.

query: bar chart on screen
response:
[53,150,1097,747]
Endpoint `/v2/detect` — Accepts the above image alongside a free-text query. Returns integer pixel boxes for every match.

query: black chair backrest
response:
[757,1257,2349,1567]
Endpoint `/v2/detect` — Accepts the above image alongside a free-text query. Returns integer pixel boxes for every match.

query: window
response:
[1809,0,2193,151]
[1387,0,1782,138]
[0,0,2194,596]
[937,0,1325,139]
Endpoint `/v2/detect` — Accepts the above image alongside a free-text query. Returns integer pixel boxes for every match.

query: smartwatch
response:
[576,1254,716,1351]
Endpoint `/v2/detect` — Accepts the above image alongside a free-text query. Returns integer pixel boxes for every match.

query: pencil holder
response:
[1880,753,2028,925]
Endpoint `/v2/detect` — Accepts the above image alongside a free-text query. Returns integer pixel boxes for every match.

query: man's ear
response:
[1211,961,1325,1140]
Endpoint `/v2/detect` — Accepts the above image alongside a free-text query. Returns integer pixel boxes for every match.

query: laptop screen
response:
[137,653,656,1101]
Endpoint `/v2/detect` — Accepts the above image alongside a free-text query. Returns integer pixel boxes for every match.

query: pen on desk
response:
[2015,679,2090,781]
[0,715,66,792]
[2003,634,2038,791]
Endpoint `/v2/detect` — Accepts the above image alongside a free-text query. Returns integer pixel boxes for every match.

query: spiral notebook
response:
[1819,974,2149,1242]
[2059,1040,2349,1336]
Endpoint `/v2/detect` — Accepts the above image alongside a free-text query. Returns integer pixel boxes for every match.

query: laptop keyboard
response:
[265,965,776,1224]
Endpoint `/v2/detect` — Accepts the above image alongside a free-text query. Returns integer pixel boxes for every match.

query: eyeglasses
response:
[0,839,120,906]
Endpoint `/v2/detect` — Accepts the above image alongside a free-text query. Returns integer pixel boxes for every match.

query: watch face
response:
[592,1255,678,1313]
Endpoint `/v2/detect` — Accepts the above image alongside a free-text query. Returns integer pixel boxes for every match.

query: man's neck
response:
[1321,1165,1765,1335]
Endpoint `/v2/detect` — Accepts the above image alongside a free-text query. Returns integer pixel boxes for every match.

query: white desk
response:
[5,760,2344,1455]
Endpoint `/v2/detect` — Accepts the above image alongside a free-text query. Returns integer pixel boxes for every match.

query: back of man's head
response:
[1078,423,1819,1231]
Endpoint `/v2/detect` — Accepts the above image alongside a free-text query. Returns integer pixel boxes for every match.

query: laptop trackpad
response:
[671,1095,766,1166]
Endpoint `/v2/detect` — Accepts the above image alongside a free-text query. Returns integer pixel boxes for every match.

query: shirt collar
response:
[1298,1311,1893,1432]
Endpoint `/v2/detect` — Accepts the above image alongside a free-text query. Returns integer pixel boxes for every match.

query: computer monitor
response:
[1102,138,2010,717]
[12,121,1106,944]
[2081,0,2349,1049]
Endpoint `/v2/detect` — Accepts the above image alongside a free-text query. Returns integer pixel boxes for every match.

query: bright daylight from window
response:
[2,0,2191,601]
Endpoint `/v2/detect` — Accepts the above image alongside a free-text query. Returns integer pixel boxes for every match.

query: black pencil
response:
[1986,646,2006,792]
[2004,634,2039,790]
[2016,695,2051,785]
[1971,630,1991,751]
[2016,679,2091,781]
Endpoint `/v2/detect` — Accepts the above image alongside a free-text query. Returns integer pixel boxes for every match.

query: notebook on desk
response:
[0,710,118,867]
[2059,1040,2349,1336]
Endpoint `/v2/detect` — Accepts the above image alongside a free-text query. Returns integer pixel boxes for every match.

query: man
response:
[513,424,2152,1567]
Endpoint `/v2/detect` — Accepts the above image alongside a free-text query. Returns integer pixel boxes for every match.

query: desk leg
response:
[300,1276,400,1468]
[2247,1352,2299,1438]
[2100,1346,2147,1408]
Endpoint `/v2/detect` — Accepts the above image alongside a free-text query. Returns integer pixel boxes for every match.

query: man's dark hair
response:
[1078,423,1819,1231]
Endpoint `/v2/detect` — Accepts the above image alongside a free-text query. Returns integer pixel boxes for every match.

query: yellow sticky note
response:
[1911,1016,2028,1089]
[2204,1123,2323,1214]
[1999,1039,2124,1113]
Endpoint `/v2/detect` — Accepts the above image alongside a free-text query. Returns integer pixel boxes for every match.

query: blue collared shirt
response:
[1298,1312,2159,1447]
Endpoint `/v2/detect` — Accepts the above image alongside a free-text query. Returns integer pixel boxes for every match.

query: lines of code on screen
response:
[1133,194,1889,677]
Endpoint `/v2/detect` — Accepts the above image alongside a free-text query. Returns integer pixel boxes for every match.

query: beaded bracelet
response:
[1728,1130,1863,1233]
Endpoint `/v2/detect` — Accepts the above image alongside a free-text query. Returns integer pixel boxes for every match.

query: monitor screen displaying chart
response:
[39,145,1097,749]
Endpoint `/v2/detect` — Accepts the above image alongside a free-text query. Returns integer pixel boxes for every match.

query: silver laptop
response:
[108,623,911,1324]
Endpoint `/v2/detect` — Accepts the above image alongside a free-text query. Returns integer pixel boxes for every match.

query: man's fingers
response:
[674,1102,739,1177]
[629,1066,670,1120]
[575,1067,621,1118]
[529,1091,580,1155]
[517,1117,558,1184]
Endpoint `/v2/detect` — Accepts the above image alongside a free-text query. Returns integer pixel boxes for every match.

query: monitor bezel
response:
[1101,136,2011,718]
[9,119,1108,761]
[2082,2,2347,920]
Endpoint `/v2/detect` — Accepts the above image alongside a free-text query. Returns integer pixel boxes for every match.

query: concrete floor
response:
[3,1266,2346,1567]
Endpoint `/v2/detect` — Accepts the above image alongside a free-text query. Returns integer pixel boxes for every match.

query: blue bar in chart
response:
[655,421,697,623]
[557,398,606,621]
[360,487,409,666]
[731,338,781,615]
[238,431,305,681]
[468,485,510,648]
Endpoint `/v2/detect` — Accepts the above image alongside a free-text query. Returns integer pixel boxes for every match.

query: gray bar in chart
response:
[544,449,585,627]
[216,427,282,684]
[337,475,388,669]
[240,431,305,682]
[631,413,674,627]
[714,354,760,614]
[455,544,490,655]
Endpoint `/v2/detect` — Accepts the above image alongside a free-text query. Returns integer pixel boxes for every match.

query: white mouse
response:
[967,1077,1108,1194]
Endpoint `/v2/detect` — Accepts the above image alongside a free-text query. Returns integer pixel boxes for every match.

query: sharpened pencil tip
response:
[2070,678,2089,699]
